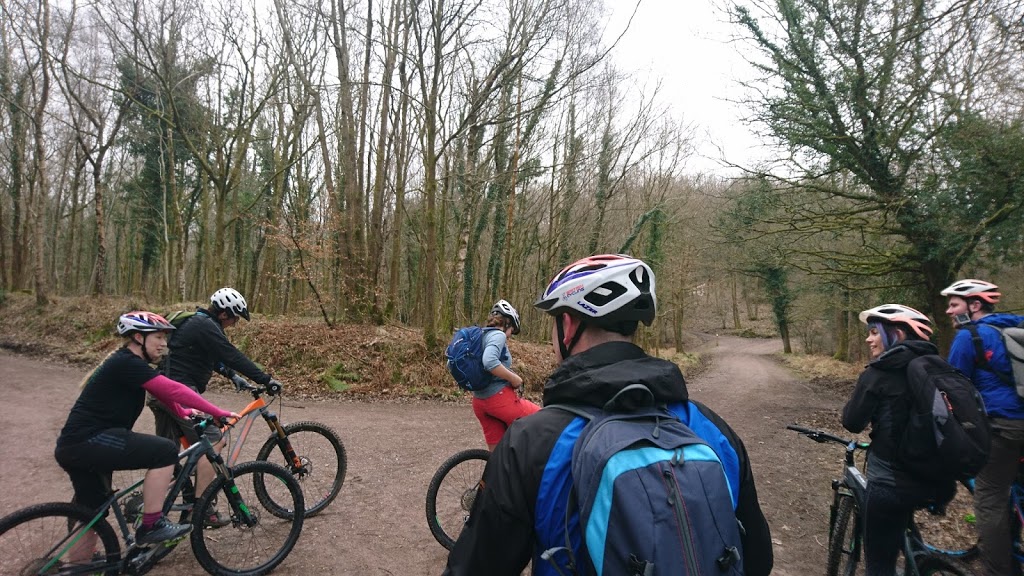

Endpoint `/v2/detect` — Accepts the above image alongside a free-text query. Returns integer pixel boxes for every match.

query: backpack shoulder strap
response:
[545,403,598,422]
[965,324,1014,385]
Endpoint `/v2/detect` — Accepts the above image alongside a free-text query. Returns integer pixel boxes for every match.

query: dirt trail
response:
[0,338,848,575]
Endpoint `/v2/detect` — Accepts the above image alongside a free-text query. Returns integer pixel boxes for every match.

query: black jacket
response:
[842,340,937,482]
[161,308,271,392]
[443,341,774,576]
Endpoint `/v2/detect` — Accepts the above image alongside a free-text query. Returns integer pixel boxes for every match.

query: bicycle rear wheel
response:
[0,502,121,576]
[914,554,969,575]
[827,494,864,576]
[255,421,346,517]
[425,448,489,550]
[191,460,305,576]
[913,479,978,560]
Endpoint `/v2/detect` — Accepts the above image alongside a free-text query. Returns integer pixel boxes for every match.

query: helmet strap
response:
[556,314,587,360]
[138,333,155,364]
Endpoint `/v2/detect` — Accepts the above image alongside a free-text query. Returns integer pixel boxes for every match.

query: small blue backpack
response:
[546,385,743,576]
[444,326,501,391]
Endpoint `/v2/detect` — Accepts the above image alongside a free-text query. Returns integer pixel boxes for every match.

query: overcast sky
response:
[604,0,769,176]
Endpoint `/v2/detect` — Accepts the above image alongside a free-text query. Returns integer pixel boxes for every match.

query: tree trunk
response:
[31,0,52,306]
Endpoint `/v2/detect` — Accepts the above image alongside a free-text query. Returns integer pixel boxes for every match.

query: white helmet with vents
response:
[211,287,250,321]
[490,300,521,335]
[940,279,1001,305]
[858,304,933,340]
[534,254,656,327]
[117,311,176,336]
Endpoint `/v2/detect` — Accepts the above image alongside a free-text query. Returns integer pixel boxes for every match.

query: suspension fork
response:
[262,411,304,471]
[208,451,258,527]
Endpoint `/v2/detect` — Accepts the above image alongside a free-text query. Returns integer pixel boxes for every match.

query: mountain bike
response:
[138,368,346,518]
[788,424,968,575]
[425,448,489,550]
[0,418,306,576]
[217,369,346,517]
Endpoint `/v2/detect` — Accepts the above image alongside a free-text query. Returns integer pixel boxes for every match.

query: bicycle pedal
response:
[163,534,189,547]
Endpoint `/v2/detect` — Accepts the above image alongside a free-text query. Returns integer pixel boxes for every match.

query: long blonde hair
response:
[78,345,126,390]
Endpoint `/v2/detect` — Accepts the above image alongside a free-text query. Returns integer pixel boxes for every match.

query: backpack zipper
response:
[664,460,701,575]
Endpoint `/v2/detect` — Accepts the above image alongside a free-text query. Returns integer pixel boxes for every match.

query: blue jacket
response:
[442,341,773,576]
[948,313,1024,419]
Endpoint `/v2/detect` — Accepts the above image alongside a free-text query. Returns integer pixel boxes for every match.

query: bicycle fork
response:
[264,412,305,473]
[210,453,259,528]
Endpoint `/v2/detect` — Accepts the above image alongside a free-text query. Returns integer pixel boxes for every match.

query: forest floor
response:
[0,293,978,575]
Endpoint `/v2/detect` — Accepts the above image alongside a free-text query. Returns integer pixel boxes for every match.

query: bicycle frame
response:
[220,387,302,471]
[49,426,247,575]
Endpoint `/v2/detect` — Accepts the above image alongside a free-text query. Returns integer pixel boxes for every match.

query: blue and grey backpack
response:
[444,326,501,391]
[545,385,743,576]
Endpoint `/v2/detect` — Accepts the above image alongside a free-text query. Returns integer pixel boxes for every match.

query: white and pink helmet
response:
[534,254,656,327]
[117,311,176,336]
[858,304,934,340]
[940,279,1001,305]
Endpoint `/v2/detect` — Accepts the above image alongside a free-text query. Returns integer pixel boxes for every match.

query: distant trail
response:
[0,340,846,575]
[686,336,845,576]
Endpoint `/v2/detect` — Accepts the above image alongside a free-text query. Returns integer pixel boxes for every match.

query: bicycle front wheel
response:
[425,448,490,550]
[255,421,347,517]
[827,493,863,576]
[0,501,121,576]
[191,460,305,576]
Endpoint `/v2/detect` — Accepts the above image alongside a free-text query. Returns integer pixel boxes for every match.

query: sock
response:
[141,512,162,529]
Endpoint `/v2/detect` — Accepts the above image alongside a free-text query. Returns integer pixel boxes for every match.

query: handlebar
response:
[787,424,867,449]
[217,363,283,397]
[192,415,228,435]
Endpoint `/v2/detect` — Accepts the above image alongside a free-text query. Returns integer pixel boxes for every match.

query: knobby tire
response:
[827,494,861,576]
[425,448,490,551]
[0,501,121,576]
[255,421,346,517]
[190,460,305,576]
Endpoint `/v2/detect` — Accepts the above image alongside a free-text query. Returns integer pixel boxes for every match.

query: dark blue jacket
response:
[948,313,1024,419]
[442,341,773,576]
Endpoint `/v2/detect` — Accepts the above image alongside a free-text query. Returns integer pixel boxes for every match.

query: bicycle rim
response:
[255,421,346,517]
[425,449,490,551]
[827,494,863,576]
[190,460,305,576]
[0,502,121,576]
[914,554,969,575]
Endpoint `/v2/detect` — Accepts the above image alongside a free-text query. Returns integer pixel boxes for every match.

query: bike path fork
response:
[265,412,303,471]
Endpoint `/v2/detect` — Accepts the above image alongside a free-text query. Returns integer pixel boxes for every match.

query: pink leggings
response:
[472,387,540,446]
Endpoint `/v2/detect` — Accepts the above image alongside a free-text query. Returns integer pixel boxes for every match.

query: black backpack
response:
[898,354,991,480]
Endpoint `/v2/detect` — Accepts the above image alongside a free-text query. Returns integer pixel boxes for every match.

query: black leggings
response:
[863,480,953,576]
[55,429,178,512]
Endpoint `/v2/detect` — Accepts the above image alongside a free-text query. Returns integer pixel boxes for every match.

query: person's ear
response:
[894,327,907,342]
[969,300,981,314]
[560,313,581,346]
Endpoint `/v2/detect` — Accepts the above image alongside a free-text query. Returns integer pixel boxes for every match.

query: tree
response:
[732,0,1024,345]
